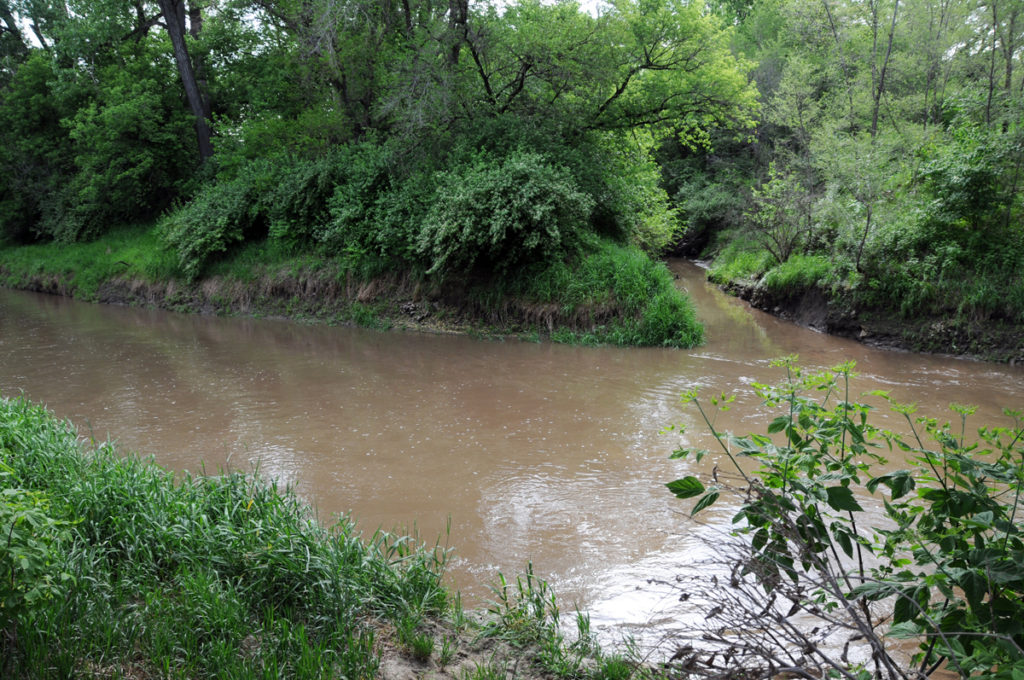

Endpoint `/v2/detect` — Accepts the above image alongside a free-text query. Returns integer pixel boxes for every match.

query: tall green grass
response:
[707,237,772,284]
[0,224,178,299]
[504,238,704,348]
[0,394,448,678]
[760,254,831,295]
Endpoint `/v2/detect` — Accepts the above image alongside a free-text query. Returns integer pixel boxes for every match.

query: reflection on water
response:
[1,260,1022,652]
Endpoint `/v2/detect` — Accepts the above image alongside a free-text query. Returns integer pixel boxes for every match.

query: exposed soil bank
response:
[0,265,619,341]
[718,276,1024,364]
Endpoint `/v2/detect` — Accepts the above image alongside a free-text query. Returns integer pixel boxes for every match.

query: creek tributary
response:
[2,260,1022,648]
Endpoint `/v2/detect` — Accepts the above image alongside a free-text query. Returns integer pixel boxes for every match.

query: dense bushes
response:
[161,160,277,281]
[419,151,593,277]
[163,135,683,283]
[511,239,704,347]
[155,135,704,348]
[0,53,197,245]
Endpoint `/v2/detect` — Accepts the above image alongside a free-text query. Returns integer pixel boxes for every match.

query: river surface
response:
[2,260,1023,648]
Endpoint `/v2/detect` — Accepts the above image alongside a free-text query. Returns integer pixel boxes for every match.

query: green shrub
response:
[314,141,396,256]
[513,239,704,348]
[0,466,72,637]
[418,151,594,276]
[0,53,76,244]
[708,236,773,283]
[760,253,830,294]
[161,160,277,281]
[264,151,353,253]
[60,67,195,242]
[669,359,1024,679]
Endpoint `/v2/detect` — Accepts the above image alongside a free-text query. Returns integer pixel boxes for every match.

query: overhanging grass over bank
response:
[0,396,653,679]
[0,394,446,677]
[0,226,703,348]
[704,236,1024,362]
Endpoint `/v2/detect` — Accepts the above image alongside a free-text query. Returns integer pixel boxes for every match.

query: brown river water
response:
[2,260,1023,649]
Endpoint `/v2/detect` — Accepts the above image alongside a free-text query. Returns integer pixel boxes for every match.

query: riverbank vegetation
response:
[0,0,759,348]
[666,358,1024,679]
[2,0,1023,356]
[0,393,652,678]
[659,0,1024,360]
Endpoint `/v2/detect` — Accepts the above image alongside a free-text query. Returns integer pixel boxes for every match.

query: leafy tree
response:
[746,162,812,264]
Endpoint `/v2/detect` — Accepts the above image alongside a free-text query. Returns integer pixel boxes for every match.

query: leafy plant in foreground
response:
[666,358,1024,680]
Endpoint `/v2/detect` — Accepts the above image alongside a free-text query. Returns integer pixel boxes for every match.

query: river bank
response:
[5,235,1022,362]
[4,261,1024,675]
[0,226,703,348]
[0,394,649,679]
[710,274,1024,364]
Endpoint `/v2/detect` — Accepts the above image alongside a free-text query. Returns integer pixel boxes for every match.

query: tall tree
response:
[157,0,213,161]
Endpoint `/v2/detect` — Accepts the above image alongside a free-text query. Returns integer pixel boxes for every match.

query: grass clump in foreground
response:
[0,395,655,679]
[0,393,447,678]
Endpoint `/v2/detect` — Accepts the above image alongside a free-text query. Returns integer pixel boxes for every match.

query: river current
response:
[1,260,1022,646]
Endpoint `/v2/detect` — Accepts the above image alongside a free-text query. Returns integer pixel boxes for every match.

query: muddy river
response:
[1,260,1022,647]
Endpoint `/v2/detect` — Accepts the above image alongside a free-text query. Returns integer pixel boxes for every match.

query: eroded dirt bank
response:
[718,277,1024,364]
[1,266,623,340]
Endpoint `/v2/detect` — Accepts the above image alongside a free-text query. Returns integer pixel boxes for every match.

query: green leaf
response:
[893,589,915,623]
[825,486,864,512]
[836,528,853,558]
[691,491,720,516]
[959,570,988,612]
[866,471,914,499]
[888,621,922,639]
[850,581,891,600]
[666,476,705,499]
[768,416,790,434]
[670,447,708,460]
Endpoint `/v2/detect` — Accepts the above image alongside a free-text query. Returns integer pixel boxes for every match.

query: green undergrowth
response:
[0,226,704,349]
[0,395,661,679]
[708,238,831,298]
[706,237,773,285]
[0,224,178,300]
[760,254,831,295]
[497,239,704,347]
[707,228,1024,329]
[0,394,447,678]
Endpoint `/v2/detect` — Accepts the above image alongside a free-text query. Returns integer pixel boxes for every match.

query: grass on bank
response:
[0,224,704,348]
[0,393,447,678]
[0,395,654,679]
[706,229,1024,326]
[0,225,180,300]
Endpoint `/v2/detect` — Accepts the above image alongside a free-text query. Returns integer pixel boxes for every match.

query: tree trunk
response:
[870,0,899,139]
[157,0,213,162]
[447,0,468,66]
[0,1,29,56]
[986,1,999,125]
[855,203,873,273]
[187,0,211,121]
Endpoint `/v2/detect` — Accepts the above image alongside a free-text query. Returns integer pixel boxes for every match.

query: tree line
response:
[1,0,1021,332]
[0,0,753,282]
[666,0,1024,325]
